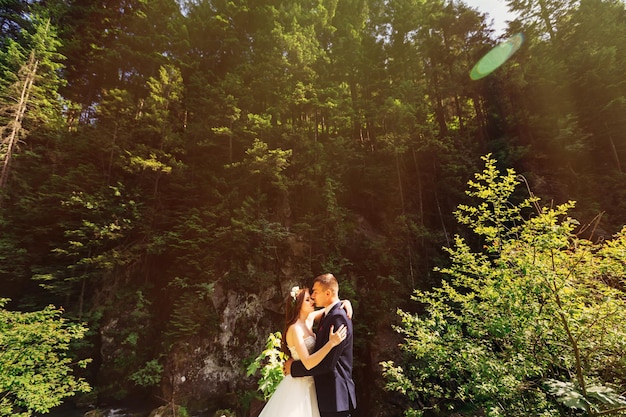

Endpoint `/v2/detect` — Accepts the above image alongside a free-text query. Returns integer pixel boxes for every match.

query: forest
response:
[1,0,626,416]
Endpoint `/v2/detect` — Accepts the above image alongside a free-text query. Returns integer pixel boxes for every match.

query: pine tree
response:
[0,13,64,190]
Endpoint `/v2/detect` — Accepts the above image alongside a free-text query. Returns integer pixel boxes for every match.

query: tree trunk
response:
[0,51,39,188]
[608,134,622,173]
[538,0,557,41]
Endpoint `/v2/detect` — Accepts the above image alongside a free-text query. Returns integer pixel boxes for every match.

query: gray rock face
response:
[159,285,282,411]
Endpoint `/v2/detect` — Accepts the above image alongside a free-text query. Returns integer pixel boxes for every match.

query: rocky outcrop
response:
[160,284,284,411]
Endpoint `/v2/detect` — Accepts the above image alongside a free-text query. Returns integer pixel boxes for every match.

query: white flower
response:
[290,286,300,300]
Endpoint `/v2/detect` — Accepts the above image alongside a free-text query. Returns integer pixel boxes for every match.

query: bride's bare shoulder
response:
[286,322,305,345]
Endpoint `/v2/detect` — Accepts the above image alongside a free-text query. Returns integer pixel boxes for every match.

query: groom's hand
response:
[284,358,294,375]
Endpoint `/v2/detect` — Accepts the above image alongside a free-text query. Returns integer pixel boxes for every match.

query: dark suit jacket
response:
[291,302,357,413]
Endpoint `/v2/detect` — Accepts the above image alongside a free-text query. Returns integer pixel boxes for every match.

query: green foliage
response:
[213,409,236,417]
[3,0,626,412]
[543,379,626,412]
[0,12,66,188]
[246,332,289,401]
[32,184,140,311]
[129,359,164,388]
[454,155,537,248]
[0,230,27,278]
[0,299,91,417]
[96,290,160,400]
[234,139,292,191]
[382,155,626,416]
[164,279,217,345]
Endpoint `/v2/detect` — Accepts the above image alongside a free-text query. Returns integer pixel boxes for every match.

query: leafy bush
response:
[0,299,91,417]
[129,359,164,388]
[246,332,288,400]
[381,155,626,416]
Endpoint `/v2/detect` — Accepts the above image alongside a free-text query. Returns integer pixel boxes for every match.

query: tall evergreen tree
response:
[505,0,578,40]
[0,13,64,190]
[56,0,183,117]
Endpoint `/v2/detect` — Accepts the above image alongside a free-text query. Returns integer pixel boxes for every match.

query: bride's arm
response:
[341,299,353,319]
[308,309,324,322]
[306,299,353,322]
[288,325,347,370]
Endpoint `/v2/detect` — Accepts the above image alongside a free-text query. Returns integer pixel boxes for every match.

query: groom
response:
[286,273,357,417]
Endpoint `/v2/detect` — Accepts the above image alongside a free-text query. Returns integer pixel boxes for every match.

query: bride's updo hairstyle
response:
[281,286,307,355]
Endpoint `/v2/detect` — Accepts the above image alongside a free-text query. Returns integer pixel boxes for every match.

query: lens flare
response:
[470,33,524,80]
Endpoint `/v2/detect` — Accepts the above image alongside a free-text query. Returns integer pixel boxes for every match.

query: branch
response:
[593,405,626,416]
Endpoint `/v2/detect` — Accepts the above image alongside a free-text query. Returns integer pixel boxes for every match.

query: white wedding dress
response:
[257,336,320,417]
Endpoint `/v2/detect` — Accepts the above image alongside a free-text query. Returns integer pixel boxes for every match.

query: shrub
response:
[246,332,288,401]
[0,300,91,416]
[381,155,626,416]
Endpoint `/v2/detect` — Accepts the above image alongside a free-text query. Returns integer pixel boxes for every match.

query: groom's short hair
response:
[314,273,339,295]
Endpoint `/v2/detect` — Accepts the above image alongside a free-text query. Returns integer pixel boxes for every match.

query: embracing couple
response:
[258,273,357,417]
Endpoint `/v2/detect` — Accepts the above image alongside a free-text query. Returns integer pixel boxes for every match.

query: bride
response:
[257,286,351,417]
